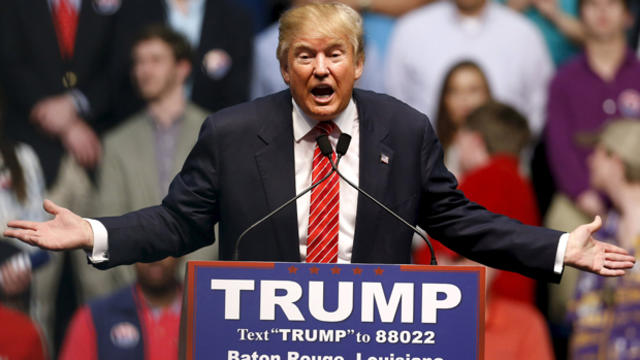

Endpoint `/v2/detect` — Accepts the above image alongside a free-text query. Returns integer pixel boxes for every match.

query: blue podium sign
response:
[182,262,485,360]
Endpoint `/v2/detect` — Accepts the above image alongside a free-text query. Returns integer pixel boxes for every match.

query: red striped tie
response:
[53,0,78,59]
[306,121,339,263]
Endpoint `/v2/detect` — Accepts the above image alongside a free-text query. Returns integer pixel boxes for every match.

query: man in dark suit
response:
[0,0,121,185]
[111,0,253,119]
[4,2,635,281]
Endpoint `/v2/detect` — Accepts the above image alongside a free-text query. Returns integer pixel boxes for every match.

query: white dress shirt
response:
[87,97,567,273]
[292,99,359,263]
[385,1,553,137]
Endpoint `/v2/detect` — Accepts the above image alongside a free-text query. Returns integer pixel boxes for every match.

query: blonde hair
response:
[277,2,365,66]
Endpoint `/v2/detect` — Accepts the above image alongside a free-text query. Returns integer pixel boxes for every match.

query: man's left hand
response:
[565,216,636,276]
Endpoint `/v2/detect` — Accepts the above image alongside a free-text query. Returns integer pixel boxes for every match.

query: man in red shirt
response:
[419,102,554,358]
[416,101,540,303]
[455,101,541,303]
[59,257,181,360]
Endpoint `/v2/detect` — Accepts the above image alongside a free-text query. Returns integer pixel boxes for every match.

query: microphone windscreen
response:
[316,135,333,157]
[336,134,352,156]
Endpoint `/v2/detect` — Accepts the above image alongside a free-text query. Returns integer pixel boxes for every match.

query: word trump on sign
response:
[183,263,484,359]
[211,280,462,324]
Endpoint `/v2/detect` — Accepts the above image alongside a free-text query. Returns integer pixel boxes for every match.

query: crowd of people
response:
[0,0,639,359]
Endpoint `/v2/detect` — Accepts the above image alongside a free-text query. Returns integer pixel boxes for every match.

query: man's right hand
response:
[565,216,636,276]
[3,200,94,251]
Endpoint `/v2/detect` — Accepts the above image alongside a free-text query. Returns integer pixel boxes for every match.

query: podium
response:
[180,262,485,360]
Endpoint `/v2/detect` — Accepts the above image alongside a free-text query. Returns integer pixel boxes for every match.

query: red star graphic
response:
[331,267,341,274]
[309,266,320,274]
[352,267,363,275]
[374,267,384,275]
[288,266,298,274]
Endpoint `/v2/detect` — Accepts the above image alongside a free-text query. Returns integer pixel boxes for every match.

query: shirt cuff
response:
[84,218,109,263]
[69,89,91,118]
[554,233,569,275]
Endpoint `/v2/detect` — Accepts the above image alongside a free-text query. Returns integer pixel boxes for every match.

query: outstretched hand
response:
[565,216,636,276]
[3,200,94,251]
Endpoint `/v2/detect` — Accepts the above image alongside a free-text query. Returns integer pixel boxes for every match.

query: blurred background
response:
[1,0,640,358]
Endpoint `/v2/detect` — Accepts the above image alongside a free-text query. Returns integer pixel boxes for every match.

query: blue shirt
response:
[164,0,205,48]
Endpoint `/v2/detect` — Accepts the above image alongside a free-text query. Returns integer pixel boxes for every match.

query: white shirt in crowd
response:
[385,1,554,137]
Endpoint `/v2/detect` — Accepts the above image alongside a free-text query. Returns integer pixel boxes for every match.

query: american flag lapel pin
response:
[380,153,389,164]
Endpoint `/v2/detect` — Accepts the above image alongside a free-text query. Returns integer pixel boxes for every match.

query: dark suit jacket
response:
[112,0,253,119]
[97,89,563,283]
[0,0,119,186]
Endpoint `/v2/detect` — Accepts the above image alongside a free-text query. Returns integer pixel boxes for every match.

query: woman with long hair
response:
[0,112,48,310]
[435,61,492,177]
[0,122,47,235]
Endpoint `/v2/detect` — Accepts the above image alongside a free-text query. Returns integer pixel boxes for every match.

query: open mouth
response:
[311,85,335,101]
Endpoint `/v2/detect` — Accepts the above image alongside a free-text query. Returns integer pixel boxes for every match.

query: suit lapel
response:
[73,0,96,67]
[32,0,64,72]
[249,90,394,262]
[254,92,300,261]
[351,90,393,262]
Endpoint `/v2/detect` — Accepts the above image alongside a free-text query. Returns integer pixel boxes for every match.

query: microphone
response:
[330,133,438,265]
[336,133,351,156]
[317,134,333,157]
[233,134,345,260]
